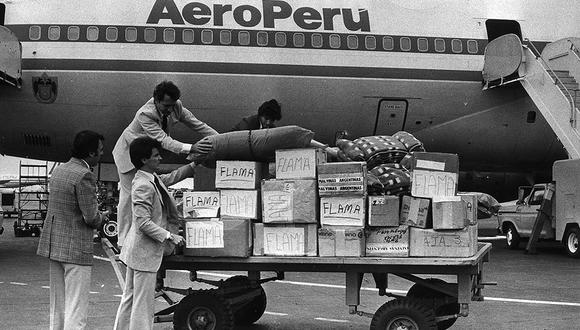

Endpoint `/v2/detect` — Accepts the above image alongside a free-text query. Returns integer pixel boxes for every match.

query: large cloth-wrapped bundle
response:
[192,126,314,166]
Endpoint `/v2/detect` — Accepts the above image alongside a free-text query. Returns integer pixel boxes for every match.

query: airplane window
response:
[312,33,323,48]
[164,28,175,43]
[417,38,428,52]
[87,26,99,41]
[106,27,118,42]
[125,27,137,42]
[467,40,478,54]
[48,26,60,41]
[239,31,250,46]
[29,26,41,40]
[451,39,462,53]
[434,38,445,52]
[220,30,231,45]
[144,28,156,43]
[382,36,394,50]
[330,34,340,49]
[201,29,213,44]
[365,36,376,50]
[347,35,358,49]
[293,33,305,47]
[275,32,286,47]
[68,26,80,41]
[183,29,194,44]
[400,37,411,51]
[257,31,268,46]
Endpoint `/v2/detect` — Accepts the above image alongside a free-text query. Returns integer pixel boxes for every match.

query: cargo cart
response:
[144,242,493,330]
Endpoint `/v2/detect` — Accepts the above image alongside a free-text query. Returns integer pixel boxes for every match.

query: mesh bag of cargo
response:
[190,126,314,167]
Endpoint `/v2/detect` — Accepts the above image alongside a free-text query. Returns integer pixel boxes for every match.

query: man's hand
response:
[169,233,185,246]
[190,138,212,154]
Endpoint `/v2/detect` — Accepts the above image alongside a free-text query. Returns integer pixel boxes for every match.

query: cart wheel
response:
[222,275,267,325]
[370,297,437,330]
[505,224,521,249]
[563,227,580,258]
[173,290,234,330]
[407,279,459,330]
[100,219,118,244]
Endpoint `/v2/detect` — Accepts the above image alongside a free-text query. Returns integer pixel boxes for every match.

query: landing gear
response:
[370,297,437,330]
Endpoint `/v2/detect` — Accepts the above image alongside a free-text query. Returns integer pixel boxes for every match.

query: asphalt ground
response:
[1,231,579,330]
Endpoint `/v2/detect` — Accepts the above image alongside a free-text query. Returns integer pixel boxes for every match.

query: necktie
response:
[161,114,169,133]
[154,176,169,209]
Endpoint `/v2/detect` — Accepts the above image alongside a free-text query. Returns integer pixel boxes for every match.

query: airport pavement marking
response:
[478,236,506,241]
[94,255,110,262]
[315,317,349,323]
[485,296,580,307]
[264,311,288,316]
[10,282,27,286]
[41,286,50,289]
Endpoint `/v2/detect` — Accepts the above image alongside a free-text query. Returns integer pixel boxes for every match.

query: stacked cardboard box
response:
[256,149,326,256]
[182,160,267,257]
[317,162,367,257]
[408,152,477,258]
[365,195,409,257]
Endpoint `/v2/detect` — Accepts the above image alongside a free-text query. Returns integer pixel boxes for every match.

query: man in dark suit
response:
[113,137,191,330]
[37,130,108,330]
[231,99,282,131]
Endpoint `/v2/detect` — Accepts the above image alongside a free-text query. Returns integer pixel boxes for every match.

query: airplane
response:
[0,0,579,201]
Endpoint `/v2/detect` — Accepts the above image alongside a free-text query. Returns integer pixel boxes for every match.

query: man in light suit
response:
[231,99,282,131]
[37,130,108,330]
[112,80,218,247]
[113,137,189,330]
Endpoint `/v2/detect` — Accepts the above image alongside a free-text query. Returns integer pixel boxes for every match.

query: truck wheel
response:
[173,290,234,330]
[407,279,459,330]
[370,297,437,330]
[505,224,521,249]
[563,227,580,258]
[100,220,118,244]
[222,275,267,325]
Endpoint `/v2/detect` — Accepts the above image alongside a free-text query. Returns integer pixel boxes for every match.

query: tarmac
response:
[1,230,579,330]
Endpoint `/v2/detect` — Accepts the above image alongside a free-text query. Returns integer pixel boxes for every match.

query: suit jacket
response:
[113,98,218,174]
[37,158,103,265]
[230,114,277,132]
[120,164,194,272]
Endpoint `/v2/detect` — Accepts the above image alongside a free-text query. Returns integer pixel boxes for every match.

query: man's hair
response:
[258,99,282,121]
[71,130,104,159]
[130,137,162,169]
[153,80,181,102]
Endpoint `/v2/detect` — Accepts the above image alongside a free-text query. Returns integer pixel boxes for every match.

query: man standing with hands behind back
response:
[113,81,218,248]
[37,130,108,330]
[113,137,190,330]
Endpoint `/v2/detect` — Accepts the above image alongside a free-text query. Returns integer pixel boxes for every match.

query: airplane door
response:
[373,99,408,136]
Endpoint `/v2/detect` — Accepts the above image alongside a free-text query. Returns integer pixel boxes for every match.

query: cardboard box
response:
[276,148,327,179]
[412,152,459,173]
[318,227,365,257]
[182,191,220,218]
[318,162,367,196]
[458,193,478,225]
[194,166,216,190]
[320,196,366,227]
[183,218,252,257]
[220,190,260,219]
[215,161,267,190]
[261,179,317,224]
[253,223,317,256]
[400,196,431,228]
[365,226,409,257]
[432,196,468,230]
[409,225,478,257]
[411,152,459,198]
[368,195,400,227]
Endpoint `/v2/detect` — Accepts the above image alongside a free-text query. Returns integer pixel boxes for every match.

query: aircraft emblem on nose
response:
[32,72,58,103]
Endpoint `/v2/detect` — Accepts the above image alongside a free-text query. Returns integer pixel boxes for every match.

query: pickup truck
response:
[498,184,554,249]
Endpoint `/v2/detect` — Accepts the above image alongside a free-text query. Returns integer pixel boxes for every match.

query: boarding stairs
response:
[483,35,580,253]
[0,25,22,88]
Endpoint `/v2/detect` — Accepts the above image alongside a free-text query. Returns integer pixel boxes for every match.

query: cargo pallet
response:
[103,239,492,329]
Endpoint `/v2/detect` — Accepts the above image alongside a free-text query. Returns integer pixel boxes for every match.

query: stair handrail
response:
[525,38,576,126]
[568,39,580,64]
